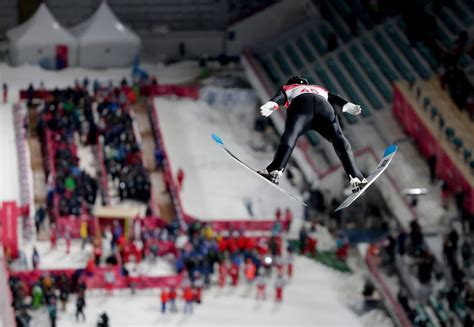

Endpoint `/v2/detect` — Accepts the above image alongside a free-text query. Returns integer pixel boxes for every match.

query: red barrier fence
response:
[10,266,182,292]
[365,247,412,327]
[148,85,199,99]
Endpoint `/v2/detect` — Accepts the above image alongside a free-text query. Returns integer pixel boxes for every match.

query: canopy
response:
[71,2,141,68]
[7,4,78,68]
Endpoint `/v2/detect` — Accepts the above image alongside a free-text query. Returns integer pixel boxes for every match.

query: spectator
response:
[97,312,109,327]
[427,155,437,184]
[441,181,450,209]
[397,229,407,256]
[417,251,434,284]
[34,206,46,233]
[76,292,86,322]
[229,262,239,286]
[2,82,7,103]
[245,258,257,283]
[299,226,308,254]
[193,272,204,304]
[160,288,169,313]
[169,287,177,312]
[177,168,185,191]
[31,283,43,309]
[50,225,57,249]
[59,276,70,311]
[48,298,58,327]
[286,253,294,277]
[274,273,285,302]
[256,273,266,300]
[80,220,88,249]
[32,247,40,270]
[443,234,457,268]
[183,286,194,314]
[461,239,472,268]
[409,219,423,254]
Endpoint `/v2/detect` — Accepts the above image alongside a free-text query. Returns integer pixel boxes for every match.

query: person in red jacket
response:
[93,242,102,266]
[218,235,228,253]
[169,287,177,312]
[218,261,228,287]
[50,224,57,249]
[283,208,293,231]
[229,262,239,286]
[275,208,282,221]
[244,258,256,283]
[64,226,72,254]
[183,287,194,314]
[286,253,294,278]
[237,233,247,251]
[86,257,95,277]
[256,273,266,300]
[274,273,285,302]
[160,288,169,313]
[193,272,204,304]
[177,168,185,192]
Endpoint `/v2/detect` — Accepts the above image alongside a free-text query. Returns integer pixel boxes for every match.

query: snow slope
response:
[0,103,20,202]
[29,256,373,327]
[154,96,305,221]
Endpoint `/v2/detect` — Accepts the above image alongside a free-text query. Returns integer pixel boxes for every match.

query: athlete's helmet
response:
[285,76,309,85]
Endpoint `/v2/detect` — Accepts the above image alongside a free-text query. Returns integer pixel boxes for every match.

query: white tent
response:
[71,2,141,68]
[7,4,78,68]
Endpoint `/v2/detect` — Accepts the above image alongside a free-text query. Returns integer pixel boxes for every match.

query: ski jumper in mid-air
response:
[257,76,368,192]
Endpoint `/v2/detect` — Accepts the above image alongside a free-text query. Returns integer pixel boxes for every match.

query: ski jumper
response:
[266,84,364,180]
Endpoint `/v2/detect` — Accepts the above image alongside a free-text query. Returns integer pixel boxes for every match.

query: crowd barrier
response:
[148,85,199,99]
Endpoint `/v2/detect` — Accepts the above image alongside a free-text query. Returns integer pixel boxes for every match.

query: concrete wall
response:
[226,0,318,56]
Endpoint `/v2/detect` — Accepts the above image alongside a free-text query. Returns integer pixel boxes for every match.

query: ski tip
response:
[211,133,224,145]
[383,144,397,157]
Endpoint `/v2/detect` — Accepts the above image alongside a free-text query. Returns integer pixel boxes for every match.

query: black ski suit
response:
[266,84,364,180]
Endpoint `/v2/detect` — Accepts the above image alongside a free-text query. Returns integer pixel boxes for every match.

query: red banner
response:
[1,202,18,259]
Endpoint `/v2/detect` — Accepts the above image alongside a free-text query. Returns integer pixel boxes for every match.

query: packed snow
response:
[27,256,381,327]
[154,96,305,221]
[0,103,20,203]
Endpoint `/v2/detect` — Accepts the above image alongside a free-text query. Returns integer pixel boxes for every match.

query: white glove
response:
[260,101,279,117]
[342,103,362,115]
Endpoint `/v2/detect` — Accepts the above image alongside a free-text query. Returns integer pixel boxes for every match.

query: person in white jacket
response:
[258,76,367,192]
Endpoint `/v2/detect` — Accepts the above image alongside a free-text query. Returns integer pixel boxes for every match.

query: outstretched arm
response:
[328,91,362,116]
[260,88,287,117]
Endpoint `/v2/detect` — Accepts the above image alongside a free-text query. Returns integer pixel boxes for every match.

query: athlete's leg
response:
[312,97,365,180]
[266,94,314,172]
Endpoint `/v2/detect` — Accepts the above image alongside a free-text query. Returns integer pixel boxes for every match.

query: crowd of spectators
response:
[35,86,99,219]
[401,2,473,115]
[377,213,474,326]
[96,80,151,204]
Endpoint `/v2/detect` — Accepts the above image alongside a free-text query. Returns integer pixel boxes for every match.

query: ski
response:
[211,134,307,206]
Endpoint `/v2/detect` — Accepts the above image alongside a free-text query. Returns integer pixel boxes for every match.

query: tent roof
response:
[6,4,76,45]
[71,2,140,45]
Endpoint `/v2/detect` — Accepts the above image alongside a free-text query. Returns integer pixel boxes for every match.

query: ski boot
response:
[257,168,284,185]
[349,175,368,193]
